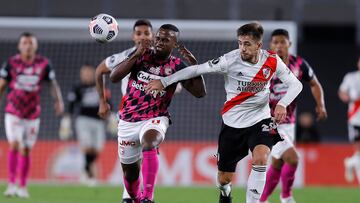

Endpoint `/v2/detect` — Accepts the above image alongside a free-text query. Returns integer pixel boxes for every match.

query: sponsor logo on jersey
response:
[236,81,267,93]
[109,55,116,64]
[119,140,136,147]
[24,67,33,75]
[152,119,160,124]
[137,71,162,83]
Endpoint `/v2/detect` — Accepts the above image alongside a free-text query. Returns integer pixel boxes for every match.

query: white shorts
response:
[75,116,106,151]
[117,117,169,164]
[271,123,296,159]
[5,113,40,148]
[348,124,360,142]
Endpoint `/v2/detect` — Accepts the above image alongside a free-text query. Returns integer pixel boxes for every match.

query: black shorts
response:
[349,125,360,142]
[217,118,282,172]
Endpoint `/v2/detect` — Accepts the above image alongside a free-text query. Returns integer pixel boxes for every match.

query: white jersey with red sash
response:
[160,49,302,128]
[340,71,360,126]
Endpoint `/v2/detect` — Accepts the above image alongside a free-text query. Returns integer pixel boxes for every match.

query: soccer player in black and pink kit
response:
[259,29,327,203]
[0,32,64,198]
[109,24,206,203]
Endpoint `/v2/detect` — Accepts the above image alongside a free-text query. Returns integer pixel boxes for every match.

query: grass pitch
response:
[0,184,359,203]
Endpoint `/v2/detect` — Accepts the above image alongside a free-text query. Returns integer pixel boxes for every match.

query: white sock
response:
[347,152,360,167]
[123,185,131,199]
[246,165,266,203]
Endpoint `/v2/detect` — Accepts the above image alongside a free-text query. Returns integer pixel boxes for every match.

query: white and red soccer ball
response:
[89,13,119,43]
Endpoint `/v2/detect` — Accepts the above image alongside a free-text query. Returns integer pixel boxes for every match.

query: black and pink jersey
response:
[269,55,314,124]
[0,54,55,119]
[119,50,186,122]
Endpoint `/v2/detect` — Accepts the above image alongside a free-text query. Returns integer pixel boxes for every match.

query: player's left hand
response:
[54,101,64,116]
[145,80,165,97]
[315,105,327,121]
[274,104,287,123]
[177,44,197,65]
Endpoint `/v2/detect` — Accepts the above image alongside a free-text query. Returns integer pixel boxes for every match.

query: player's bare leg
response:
[82,147,99,186]
[344,140,360,183]
[246,144,269,203]
[122,161,141,203]
[4,141,19,197]
[217,171,234,203]
[140,129,162,203]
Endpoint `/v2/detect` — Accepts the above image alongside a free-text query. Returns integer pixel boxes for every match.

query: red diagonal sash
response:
[348,99,360,120]
[221,51,278,115]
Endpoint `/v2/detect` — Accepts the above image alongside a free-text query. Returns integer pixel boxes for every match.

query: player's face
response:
[154,29,177,56]
[80,66,95,85]
[270,35,291,58]
[238,35,262,62]
[18,36,38,58]
[132,25,153,47]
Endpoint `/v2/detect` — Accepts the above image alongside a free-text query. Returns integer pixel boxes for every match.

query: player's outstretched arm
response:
[96,60,111,119]
[110,39,151,83]
[0,79,7,105]
[50,80,64,116]
[308,76,327,121]
[146,56,227,93]
[177,44,206,98]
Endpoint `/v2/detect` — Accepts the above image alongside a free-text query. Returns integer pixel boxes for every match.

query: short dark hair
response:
[19,32,35,39]
[237,22,264,41]
[133,19,152,30]
[271,29,289,39]
[159,24,179,33]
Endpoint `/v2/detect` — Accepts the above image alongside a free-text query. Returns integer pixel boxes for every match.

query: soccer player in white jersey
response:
[95,19,153,203]
[339,57,360,184]
[260,29,327,203]
[146,22,303,203]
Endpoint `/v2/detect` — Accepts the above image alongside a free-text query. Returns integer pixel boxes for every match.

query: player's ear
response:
[257,41,263,49]
[289,41,292,48]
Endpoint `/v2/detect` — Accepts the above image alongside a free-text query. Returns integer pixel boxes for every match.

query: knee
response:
[141,129,162,151]
[9,142,19,151]
[217,171,233,185]
[252,153,269,166]
[20,147,30,156]
[283,149,299,166]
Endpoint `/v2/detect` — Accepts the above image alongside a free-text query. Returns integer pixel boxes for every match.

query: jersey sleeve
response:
[339,73,351,92]
[275,55,303,107]
[299,58,315,82]
[160,55,228,88]
[105,49,137,71]
[44,60,56,81]
[0,61,12,81]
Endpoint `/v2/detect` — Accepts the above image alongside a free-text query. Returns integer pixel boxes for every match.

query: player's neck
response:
[20,54,35,64]
[280,54,290,65]
[155,51,170,62]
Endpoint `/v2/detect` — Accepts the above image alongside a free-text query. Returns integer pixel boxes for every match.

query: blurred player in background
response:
[60,64,110,186]
[146,22,302,203]
[0,32,64,198]
[339,57,360,184]
[259,29,327,203]
[95,19,153,203]
[110,24,206,203]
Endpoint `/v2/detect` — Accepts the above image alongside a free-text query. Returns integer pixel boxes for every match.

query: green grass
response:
[0,184,359,203]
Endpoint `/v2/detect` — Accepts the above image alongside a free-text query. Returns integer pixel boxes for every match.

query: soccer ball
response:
[89,13,119,43]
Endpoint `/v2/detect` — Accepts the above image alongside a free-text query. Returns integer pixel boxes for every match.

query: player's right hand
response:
[134,39,152,57]
[98,100,111,119]
[274,104,287,123]
[145,79,165,97]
